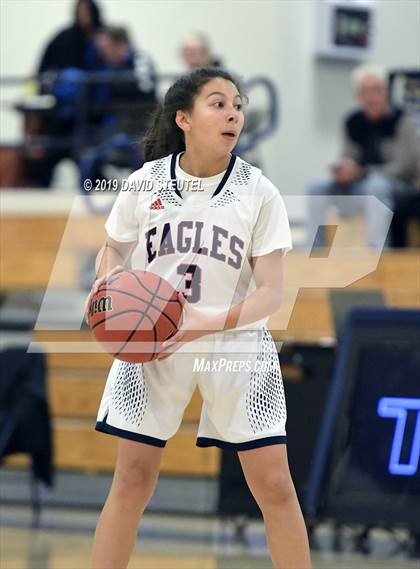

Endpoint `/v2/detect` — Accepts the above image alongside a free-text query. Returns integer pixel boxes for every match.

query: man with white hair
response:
[179,32,222,71]
[306,64,418,249]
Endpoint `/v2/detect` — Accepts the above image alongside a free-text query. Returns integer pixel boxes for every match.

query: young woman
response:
[89,67,311,569]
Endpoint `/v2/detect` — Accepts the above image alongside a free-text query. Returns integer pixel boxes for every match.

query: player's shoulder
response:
[230,154,263,192]
[233,155,261,177]
[225,154,285,205]
[254,173,283,203]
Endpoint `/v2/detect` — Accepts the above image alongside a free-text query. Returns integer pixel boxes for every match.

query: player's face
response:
[184,78,245,154]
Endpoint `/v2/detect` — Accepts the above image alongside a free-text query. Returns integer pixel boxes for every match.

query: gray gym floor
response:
[2,506,419,569]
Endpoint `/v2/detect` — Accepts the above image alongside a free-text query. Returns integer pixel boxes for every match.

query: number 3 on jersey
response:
[177,264,202,303]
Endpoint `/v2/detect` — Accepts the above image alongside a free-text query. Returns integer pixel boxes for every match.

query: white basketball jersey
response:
[105,153,292,331]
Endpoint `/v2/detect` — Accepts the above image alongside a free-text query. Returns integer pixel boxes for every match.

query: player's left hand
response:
[156,293,217,360]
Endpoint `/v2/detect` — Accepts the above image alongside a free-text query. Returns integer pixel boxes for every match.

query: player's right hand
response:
[85,265,124,325]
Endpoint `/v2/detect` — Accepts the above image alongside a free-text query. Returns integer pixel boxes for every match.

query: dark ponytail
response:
[143,102,185,163]
[143,67,246,162]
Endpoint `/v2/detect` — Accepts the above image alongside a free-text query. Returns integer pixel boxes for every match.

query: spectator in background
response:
[38,0,103,77]
[306,64,418,249]
[179,32,222,71]
[87,26,157,134]
[85,26,157,136]
[79,26,157,185]
[23,0,104,187]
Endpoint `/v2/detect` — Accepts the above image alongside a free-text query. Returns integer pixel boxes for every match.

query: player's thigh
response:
[238,444,295,505]
[113,438,164,491]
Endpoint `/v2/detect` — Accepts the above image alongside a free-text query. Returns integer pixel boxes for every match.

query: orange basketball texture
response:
[88,270,182,363]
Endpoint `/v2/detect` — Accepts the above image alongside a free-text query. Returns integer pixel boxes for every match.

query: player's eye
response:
[213,101,224,108]
[235,103,243,111]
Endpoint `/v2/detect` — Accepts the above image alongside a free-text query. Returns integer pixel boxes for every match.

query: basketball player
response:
[89,68,311,569]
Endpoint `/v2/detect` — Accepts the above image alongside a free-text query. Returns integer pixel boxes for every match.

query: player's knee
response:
[113,458,158,500]
[255,470,295,508]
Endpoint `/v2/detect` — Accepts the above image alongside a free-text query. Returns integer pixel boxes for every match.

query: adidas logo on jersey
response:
[150,198,164,210]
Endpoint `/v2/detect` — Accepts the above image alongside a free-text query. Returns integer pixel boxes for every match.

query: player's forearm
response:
[211,285,283,332]
[95,242,127,280]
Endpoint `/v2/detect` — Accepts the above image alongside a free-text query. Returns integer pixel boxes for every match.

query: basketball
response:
[87,270,183,363]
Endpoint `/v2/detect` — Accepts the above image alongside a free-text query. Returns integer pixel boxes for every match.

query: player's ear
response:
[175,110,191,133]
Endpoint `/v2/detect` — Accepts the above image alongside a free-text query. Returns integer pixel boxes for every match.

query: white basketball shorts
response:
[95,328,287,450]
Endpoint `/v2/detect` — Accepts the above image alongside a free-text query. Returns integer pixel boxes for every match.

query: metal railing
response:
[0,70,279,154]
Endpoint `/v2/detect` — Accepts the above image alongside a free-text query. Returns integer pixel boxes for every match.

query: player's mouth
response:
[221,131,236,140]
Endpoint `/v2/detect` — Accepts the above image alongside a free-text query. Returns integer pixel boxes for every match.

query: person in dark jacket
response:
[87,26,157,133]
[23,0,104,187]
[38,0,103,76]
[306,64,418,249]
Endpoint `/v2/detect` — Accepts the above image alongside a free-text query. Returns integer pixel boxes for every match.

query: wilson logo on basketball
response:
[150,198,164,210]
[90,295,113,317]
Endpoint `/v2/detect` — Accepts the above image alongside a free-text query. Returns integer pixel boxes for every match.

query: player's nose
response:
[227,109,239,122]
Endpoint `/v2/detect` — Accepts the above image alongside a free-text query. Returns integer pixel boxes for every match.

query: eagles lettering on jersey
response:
[145,221,245,269]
